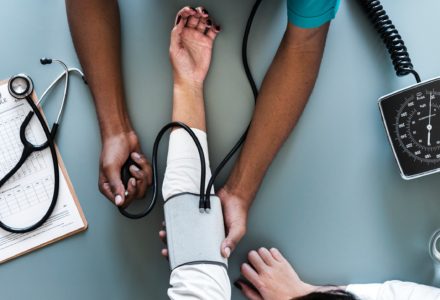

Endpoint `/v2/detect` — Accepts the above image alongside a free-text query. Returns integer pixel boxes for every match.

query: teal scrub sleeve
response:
[287,0,341,28]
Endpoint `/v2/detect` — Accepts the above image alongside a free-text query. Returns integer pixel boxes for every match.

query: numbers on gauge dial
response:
[395,90,440,162]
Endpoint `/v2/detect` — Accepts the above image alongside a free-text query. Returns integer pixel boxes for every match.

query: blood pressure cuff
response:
[287,0,341,28]
[164,193,227,270]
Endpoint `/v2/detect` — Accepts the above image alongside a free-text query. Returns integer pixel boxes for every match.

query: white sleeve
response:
[162,128,214,199]
[346,283,383,300]
[162,128,230,300]
[169,265,231,300]
[347,281,440,300]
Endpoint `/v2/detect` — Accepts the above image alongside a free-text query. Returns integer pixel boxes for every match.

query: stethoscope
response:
[0,58,85,233]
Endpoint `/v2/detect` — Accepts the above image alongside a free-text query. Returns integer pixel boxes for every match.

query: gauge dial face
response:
[379,78,440,179]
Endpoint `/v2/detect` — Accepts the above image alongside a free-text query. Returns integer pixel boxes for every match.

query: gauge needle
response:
[427,92,434,146]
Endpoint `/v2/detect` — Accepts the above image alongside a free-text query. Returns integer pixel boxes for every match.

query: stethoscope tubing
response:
[119,121,207,218]
[0,95,60,233]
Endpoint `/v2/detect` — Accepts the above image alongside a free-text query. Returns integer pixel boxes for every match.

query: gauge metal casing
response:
[379,77,440,180]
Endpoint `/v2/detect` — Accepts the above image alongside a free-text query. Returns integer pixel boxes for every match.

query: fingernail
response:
[176,15,181,25]
[115,194,123,206]
[130,165,140,172]
[132,152,141,160]
[225,247,231,258]
[215,25,221,31]
[130,178,136,187]
[202,8,209,15]
[234,281,242,290]
[207,19,212,26]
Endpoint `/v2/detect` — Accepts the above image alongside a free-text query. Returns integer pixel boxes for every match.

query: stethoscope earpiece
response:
[40,57,53,65]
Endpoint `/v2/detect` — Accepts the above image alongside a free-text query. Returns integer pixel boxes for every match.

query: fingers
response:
[241,263,262,290]
[206,25,221,40]
[159,221,169,259]
[186,7,201,28]
[129,152,152,198]
[125,178,137,202]
[248,250,267,274]
[194,7,221,39]
[235,281,263,300]
[175,6,196,23]
[257,247,275,266]
[196,18,212,34]
[269,247,286,263]
[174,6,221,39]
[171,6,195,50]
[194,7,210,33]
[221,223,246,258]
[159,230,167,244]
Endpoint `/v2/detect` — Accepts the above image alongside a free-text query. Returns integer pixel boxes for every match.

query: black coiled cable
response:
[357,0,421,83]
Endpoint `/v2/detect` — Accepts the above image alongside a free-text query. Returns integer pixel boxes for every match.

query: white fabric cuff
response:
[167,128,210,165]
[346,283,382,300]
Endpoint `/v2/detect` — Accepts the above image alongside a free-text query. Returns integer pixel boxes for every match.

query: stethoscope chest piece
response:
[8,74,34,99]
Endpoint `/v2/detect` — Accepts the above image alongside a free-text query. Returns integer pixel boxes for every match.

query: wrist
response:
[173,77,204,93]
[100,113,133,141]
[219,184,253,212]
[223,174,258,207]
[295,283,318,298]
[93,96,133,141]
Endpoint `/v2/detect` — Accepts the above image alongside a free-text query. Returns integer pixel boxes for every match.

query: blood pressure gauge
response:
[379,78,440,179]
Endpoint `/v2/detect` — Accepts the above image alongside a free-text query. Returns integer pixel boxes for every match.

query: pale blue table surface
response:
[1,0,440,299]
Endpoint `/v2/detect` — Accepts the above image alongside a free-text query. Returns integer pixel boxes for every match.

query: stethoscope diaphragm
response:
[8,74,33,99]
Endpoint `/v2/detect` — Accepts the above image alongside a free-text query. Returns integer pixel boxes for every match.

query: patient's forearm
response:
[66,0,131,140]
[225,23,330,204]
[172,83,206,131]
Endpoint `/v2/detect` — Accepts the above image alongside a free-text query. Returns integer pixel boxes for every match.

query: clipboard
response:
[0,79,87,264]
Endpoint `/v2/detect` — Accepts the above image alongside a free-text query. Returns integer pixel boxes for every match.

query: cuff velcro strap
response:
[164,193,227,270]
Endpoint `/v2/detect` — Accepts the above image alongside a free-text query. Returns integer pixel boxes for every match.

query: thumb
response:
[105,166,126,206]
[221,222,246,258]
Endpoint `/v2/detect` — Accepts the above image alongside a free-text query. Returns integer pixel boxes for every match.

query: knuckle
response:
[136,169,146,178]
[138,158,148,166]
[101,162,113,173]
[254,280,265,290]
